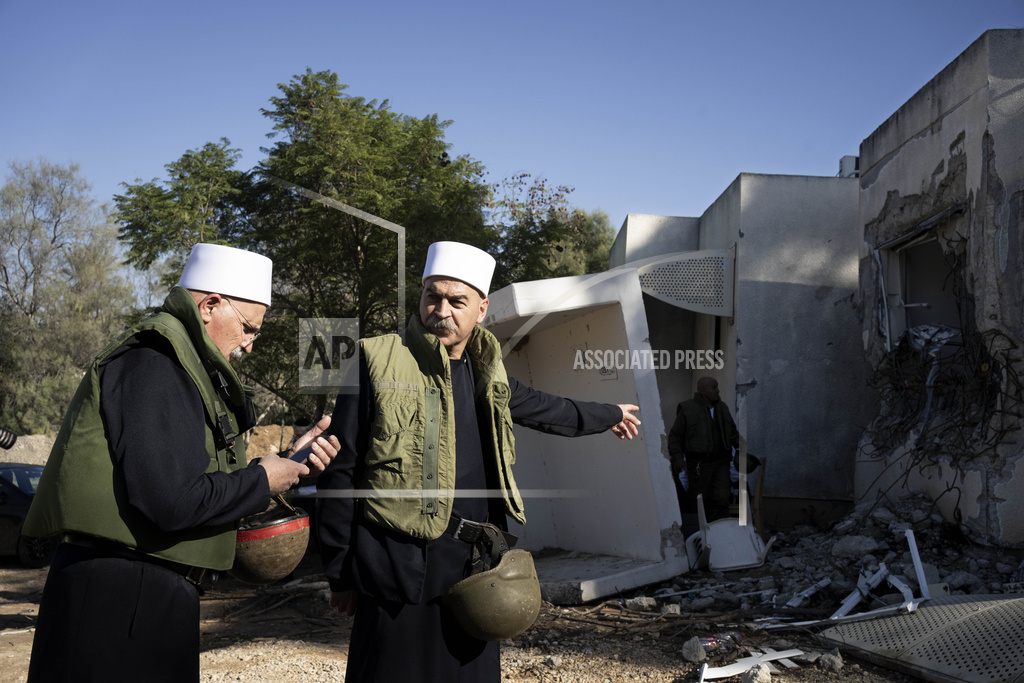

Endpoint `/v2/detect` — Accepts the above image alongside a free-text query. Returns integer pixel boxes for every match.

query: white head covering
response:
[177,243,273,306]
[421,241,496,296]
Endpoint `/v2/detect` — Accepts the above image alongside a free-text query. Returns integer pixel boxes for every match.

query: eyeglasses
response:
[224,297,261,344]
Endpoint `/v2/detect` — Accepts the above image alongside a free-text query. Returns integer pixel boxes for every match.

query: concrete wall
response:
[857,29,1024,545]
[609,215,701,488]
[603,174,874,520]
[700,174,874,504]
[611,214,700,267]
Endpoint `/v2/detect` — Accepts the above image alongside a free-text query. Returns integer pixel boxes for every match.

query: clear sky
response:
[1,0,1021,232]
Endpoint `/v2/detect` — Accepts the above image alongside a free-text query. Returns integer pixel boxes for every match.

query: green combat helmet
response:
[443,523,542,641]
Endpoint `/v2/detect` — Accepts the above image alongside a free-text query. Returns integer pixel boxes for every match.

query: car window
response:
[0,466,43,495]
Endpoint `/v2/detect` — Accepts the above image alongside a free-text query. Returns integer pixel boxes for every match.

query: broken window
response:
[877,233,968,347]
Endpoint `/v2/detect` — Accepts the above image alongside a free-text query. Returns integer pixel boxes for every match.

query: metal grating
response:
[635,248,734,316]
[820,594,1024,683]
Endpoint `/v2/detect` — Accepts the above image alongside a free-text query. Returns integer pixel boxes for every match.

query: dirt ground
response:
[0,550,920,683]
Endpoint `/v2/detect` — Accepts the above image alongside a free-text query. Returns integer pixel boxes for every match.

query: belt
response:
[446,516,517,548]
[63,534,208,587]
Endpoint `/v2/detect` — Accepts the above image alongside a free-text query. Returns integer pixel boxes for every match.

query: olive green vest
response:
[24,287,253,570]
[359,316,526,540]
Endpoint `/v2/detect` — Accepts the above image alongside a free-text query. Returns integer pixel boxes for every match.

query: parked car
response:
[0,463,59,567]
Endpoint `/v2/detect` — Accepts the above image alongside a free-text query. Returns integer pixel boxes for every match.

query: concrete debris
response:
[740,663,772,683]
[831,534,881,558]
[652,492,1021,620]
[622,596,658,611]
[523,491,1023,681]
[817,652,844,673]
[682,636,707,663]
[785,577,831,608]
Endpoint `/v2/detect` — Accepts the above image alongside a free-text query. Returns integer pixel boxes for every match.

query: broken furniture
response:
[686,492,775,572]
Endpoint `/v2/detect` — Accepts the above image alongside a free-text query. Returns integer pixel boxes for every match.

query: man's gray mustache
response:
[426,315,457,332]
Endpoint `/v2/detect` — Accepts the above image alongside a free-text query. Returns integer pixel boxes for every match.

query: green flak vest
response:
[24,287,253,570]
[359,316,526,540]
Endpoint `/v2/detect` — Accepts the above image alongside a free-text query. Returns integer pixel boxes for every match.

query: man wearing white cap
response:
[317,241,641,682]
[24,243,340,682]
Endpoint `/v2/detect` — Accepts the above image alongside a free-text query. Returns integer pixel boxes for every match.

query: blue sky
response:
[2,0,1022,232]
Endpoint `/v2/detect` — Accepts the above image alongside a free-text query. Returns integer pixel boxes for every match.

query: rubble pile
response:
[656,492,1023,618]
[500,494,1024,682]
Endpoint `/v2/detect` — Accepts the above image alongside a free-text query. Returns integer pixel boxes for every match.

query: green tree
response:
[251,69,491,333]
[488,173,585,288]
[0,160,135,433]
[572,208,616,274]
[113,138,249,287]
[241,69,492,418]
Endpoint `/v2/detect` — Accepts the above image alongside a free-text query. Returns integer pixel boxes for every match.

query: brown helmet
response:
[229,505,309,584]
[443,549,542,641]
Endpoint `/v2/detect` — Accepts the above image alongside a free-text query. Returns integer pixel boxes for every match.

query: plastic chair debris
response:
[686,491,775,572]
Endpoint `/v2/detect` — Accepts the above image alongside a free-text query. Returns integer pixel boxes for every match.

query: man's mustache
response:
[426,314,457,332]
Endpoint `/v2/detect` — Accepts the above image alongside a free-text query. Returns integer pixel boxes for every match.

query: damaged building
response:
[856,29,1024,546]
[482,29,1024,603]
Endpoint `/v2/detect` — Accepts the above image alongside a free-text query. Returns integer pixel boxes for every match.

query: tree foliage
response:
[0,160,135,433]
[250,69,492,332]
[236,70,494,418]
[113,138,249,287]
[488,176,615,289]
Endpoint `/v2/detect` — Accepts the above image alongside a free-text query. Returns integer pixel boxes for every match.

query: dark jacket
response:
[667,392,739,472]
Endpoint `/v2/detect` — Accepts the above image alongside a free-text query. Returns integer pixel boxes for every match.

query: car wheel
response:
[17,533,58,568]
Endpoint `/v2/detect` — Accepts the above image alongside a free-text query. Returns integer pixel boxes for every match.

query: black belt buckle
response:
[183,565,207,587]
[450,517,484,543]
[447,516,517,548]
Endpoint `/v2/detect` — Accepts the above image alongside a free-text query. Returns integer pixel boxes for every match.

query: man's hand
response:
[258,453,310,496]
[610,404,641,440]
[290,415,341,474]
[330,590,358,617]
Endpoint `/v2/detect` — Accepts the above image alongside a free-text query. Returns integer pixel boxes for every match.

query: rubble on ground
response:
[658,492,1022,619]
[502,492,1023,682]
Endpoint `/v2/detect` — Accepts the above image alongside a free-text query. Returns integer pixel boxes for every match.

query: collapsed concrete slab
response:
[484,269,688,604]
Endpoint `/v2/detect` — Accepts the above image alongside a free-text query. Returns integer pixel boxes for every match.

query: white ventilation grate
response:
[820,594,1024,682]
[634,248,734,316]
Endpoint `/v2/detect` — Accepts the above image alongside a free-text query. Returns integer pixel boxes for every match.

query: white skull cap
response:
[421,241,496,296]
[177,243,273,306]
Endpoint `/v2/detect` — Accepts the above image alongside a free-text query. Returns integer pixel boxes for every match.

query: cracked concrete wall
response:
[857,30,1024,545]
